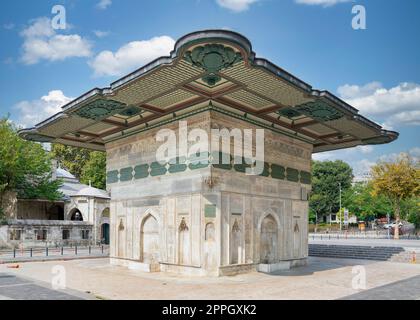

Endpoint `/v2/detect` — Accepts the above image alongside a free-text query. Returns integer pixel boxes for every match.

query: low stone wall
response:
[218,264,256,276]
[0,219,94,249]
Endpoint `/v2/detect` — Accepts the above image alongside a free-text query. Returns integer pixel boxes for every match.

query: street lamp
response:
[339,182,342,231]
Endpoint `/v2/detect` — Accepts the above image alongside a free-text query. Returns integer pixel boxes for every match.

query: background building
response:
[0,162,110,248]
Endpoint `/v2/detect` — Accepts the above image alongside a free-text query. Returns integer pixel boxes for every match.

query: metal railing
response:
[0,245,109,262]
[309,232,420,241]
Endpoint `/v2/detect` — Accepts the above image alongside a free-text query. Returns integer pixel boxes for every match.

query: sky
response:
[0,0,419,178]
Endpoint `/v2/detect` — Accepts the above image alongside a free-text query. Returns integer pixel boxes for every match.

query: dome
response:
[56,167,76,179]
[73,186,110,199]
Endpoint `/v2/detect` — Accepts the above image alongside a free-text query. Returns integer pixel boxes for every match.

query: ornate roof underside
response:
[19,30,398,153]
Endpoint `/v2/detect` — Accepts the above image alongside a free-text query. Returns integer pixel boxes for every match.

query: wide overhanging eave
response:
[17,29,399,153]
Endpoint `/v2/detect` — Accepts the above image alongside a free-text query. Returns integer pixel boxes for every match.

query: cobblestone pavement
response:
[0,272,93,300]
[1,257,419,300]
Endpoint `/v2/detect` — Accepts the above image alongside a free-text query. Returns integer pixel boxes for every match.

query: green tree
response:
[0,118,62,213]
[371,155,420,239]
[80,151,107,189]
[51,144,91,179]
[51,144,106,190]
[343,182,393,221]
[310,160,353,221]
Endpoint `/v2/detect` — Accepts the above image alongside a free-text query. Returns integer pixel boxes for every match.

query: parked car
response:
[390,222,415,236]
[383,222,403,229]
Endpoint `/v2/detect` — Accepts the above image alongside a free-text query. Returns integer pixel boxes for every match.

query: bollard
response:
[89,246,91,255]
[101,245,104,254]
[13,248,16,258]
[46,247,48,257]
[75,246,77,255]
[30,248,33,258]
[61,247,64,256]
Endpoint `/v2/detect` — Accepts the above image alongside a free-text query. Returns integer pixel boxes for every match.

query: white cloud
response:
[93,30,110,38]
[89,35,175,77]
[378,148,420,164]
[312,145,374,162]
[352,158,376,179]
[337,82,420,128]
[97,0,112,10]
[295,0,352,7]
[20,17,92,65]
[14,90,72,128]
[216,0,258,12]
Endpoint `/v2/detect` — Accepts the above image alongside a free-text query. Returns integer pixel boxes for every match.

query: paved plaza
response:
[0,257,419,300]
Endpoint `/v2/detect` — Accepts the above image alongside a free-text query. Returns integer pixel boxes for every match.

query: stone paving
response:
[0,257,419,300]
[0,272,93,300]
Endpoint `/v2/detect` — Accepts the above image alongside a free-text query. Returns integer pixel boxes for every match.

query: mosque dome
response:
[74,186,110,199]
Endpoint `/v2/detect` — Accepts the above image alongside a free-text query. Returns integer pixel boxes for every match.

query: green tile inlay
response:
[134,164,149,179]
[169,157,187,173]
[286,168,300,182]
[150,161,167,176]
[233,156,251,173]
[300,171,311,184]
[204,204,217,218]
[188,152,209,170]
[271,164,285,180]
[212,152,232,170]
[106,170,119,184]
[119,167,133,182]
[259,162,270,177]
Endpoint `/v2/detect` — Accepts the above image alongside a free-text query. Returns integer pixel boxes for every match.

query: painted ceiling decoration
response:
[184,44,243,86]
[277,108,302,119]
[18,29,398,153]
[74,99,127,120]
[294,101,344,122]
[119,106,143,117]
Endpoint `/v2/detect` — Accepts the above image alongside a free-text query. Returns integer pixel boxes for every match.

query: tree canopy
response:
[370,155,420,238]
[310,160,353,221]
[0,118,62,207]
[51,144,106,190]
[342,182,393,221]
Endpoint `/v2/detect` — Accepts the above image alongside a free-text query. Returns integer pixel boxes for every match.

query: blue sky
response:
[0,0,419,178]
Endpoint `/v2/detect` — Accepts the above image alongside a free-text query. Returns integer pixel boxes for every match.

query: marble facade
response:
[107,111,311,275]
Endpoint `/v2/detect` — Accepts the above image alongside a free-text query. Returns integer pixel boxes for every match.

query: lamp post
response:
[339,182,342,231]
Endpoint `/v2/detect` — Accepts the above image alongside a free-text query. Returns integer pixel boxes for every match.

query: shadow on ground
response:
[341,275,420,300]
[264,257,376,277]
